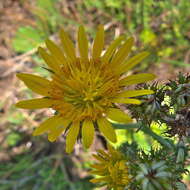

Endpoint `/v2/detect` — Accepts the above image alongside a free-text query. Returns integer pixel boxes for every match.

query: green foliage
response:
[12,0,63,53]
[8,110,25,125]
[12,26,44,52]
[136,161,172,190]
[34,0,63,34]
[111,73,190,189]
[12,0,190,67]
[36,0,59,13]
[6,132,22,146]
[118,143,188,190]
[140,28,157,46]
[0,154,94,190]
[83,0,190,67]
[0,155,66,190]
[112,122,173,150]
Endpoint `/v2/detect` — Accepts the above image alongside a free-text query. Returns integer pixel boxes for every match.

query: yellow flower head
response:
[90,145,130,190]
[16,25,155,153]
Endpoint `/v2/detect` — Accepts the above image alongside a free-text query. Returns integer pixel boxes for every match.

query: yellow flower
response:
[90,145,130,190]
[16,25,155,153]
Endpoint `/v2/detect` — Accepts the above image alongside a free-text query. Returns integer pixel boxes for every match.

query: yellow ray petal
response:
[45,39,67,63]
[119,73,156,86]
[106,108,132,124]
[91,163,106,170]
[102,35,125,63]
[97,149,110,159]
[90,170,106,175]
[59,28,76,61]
[97,117,117,143]
[48,119,70,142]
[112,98,141,104]
[78,25,88,60]
[121,51,149,73]
[92,154,106,162]
[48,127,65,142]
[66,122,80,153]
[16,73,50,96]
[33,115,61,136]
[82,120,94,149]
[92,25,104,60]
[107,144,116,155]
[111,37,134,66]
[15,98,53,109]
[90,176,110,183]
[118,89,154,98]
[38,47,60,71]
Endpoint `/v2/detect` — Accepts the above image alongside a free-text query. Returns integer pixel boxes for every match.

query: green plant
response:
[12,0,63,53]
[83,0,190,68]
[0,153,94,190]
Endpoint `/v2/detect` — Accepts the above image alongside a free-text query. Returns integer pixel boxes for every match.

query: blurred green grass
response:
[0,153,94,190]
[13,0,190,68]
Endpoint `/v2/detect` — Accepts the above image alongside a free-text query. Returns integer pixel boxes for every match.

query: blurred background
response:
[0,0,190,189]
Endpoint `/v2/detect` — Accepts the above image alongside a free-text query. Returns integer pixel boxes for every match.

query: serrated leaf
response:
[176,182,187,190]
[176,148,185,163]
[139,164,149,175]
[152,161,165,170]
[142,178,149,190]
[147,182,156,190]
[136,173,145,180]
[151,179,163,190]
[155,171,171,178]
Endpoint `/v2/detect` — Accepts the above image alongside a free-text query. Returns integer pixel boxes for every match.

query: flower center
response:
[83,91,97,101]
[49,58,121,121]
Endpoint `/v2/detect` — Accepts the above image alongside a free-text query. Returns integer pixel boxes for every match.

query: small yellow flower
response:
[16,25,155,153]
[90,145,130,190]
